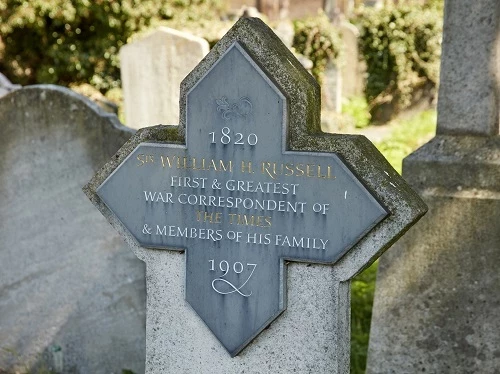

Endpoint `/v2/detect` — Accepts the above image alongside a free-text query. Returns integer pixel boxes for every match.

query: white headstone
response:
[120,27,210,129]
[364,0,383,8]
[323,62,343,113]
[274,20,294,48]
[339,22,363,98]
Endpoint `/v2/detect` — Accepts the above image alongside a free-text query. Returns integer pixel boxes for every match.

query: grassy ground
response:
[350,109,437,374]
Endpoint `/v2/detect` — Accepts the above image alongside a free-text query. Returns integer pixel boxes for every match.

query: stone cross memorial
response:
[85,18,427,373]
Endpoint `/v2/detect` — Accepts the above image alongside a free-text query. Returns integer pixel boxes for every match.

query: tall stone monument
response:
[367,1,500,372]
[0,86,145,373]
[120,27,209,129]
[86,18,426,373]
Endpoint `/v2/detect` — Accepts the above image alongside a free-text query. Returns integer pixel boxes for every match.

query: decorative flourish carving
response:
[211,263,256,297]
[216,96,253,120]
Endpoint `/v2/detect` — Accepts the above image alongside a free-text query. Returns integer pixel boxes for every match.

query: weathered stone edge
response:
[20,84,129,128]
[301,134,428,280]
[1,84,142,261]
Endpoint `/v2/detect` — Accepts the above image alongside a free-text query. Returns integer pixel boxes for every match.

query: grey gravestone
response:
[0,86,145,374]
[86,18,426,373]
[367,1,500,372]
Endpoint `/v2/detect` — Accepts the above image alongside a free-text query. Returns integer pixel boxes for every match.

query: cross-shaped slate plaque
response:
[85,17,427,368]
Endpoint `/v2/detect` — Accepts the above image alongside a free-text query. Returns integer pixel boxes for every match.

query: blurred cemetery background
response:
[0,1,443,373]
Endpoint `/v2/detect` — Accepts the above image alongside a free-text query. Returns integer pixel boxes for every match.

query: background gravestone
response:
[323,62,342,113]
[120,27,210,129]
[0,86,145,373]
[339,22,364,99]
[367,1,500,372]
[364,0,383,8]
[86,18,426,373]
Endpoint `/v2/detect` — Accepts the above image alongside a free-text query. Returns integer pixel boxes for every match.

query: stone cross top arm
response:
[84,18,427,370]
